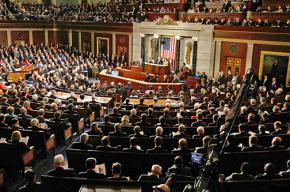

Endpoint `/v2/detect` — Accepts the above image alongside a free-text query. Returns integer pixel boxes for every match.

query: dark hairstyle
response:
[80,94,85,100]
[129,137,138,146]
[112,162,122,175]
[0,114,5,122]
[240,162,251,174]
[104,115,110,123]
[54,111,62,119]
[101,136,110,146]
[154,136,163,146]
[85,158,96,170]
[174,156,184,167]
[24,170,35,183]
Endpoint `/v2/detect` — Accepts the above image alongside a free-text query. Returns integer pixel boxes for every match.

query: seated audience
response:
[138,164,163,181]
[147,136,168,153]
[96,136,119,151]
[71,133,93,150]
[225,162,254,181]
[167,156,192,177]
[279,160,290,178]
[9,131,30,154]
[87,122,104,136]
[107,162,129,181]
[78,157,106,179]
[255,163,282,180]
[47,154,76,177]
[18,170,41,192]
[123,137,144,152]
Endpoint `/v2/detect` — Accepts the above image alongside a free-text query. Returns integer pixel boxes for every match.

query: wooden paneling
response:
[33,31,45,45]
[252,44,290,74]
[0,31,8,47]
[81,32,91,52]
[220,42,247,76]
[48,30,68,45]
[94,33,112,56]
[72,31,78,49]
[11,31,29,45]
[116,34,129,60]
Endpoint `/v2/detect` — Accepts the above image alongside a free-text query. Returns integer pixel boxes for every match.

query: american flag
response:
[161,38,177,71]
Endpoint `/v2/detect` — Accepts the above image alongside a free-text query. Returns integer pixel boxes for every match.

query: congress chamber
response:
[0,0,289,192]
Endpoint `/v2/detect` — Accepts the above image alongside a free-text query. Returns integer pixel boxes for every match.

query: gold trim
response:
[96,37,109,56]
[215,30,290,35]
[259,51,290,86]
[214,38,290,46]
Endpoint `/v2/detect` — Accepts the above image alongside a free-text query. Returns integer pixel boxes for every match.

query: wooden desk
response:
[53,92,114,108]
[144,63,169,76]
[131,66,143,73]
[127,98,177,106]
[99,69,184,93]
[7,66,39,83]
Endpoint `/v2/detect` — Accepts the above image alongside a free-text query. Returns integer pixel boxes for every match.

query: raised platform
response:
[99,69,184,93]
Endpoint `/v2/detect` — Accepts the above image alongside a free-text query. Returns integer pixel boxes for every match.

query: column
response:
[191,37,198,75]
[214,41,222,77]
[112,33,116,56]
[129,34,133,65]
[246,43,254,71]
[175,36,181,72]
[29,30,33,45]
[68,30,73,47]
[78,32,82,51]
[91,32,94,55]
[7,30,11,46]
[140,34,145,63]
[44,29,49,46]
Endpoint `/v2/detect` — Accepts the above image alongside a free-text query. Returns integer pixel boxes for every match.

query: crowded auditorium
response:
[0,0,289,191]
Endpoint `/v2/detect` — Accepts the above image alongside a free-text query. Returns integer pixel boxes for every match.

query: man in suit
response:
[223,136,241,153]
[87,122,104,136]
[107,162,129,180]
[242,135,264,152]
[150,126,167,139]
[129,126,147,138]
[78,158,105,179]
[18,170,41,192]
[225,162,254,181]
[18,107,33,120]
[108,123,127,137]
[138,164,163,181]
[71,133,93,150]
[255,163,282,180]
[123,137,144,152]
[0,113,9,128]
[156,57,163,65]
[147,136,168,153]
[279,160,290,178]
[49,111,71,129]
[271,121,286,135]
[47,154,76,177]
[96,136,118,151]
[191,113,207,127]
[172,138,192,154]
[135,114,151,127]
[167,156,192,177]
[266,136,287,150]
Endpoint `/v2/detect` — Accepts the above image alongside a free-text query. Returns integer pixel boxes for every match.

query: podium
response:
[7,65,38,83]
[144,63,169,76]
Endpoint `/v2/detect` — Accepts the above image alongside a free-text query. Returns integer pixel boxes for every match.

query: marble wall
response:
[133,22,215,75]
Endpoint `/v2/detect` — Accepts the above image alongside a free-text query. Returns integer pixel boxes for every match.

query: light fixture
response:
[175,36,181,40]
[140,33,145,37]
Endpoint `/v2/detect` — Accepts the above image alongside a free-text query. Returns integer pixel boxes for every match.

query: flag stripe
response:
[161,38,177,71]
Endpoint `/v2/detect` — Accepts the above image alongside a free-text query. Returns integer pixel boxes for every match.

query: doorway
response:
[225,57,243,77]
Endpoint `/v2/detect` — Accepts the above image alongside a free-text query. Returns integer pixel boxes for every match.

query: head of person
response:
[240,162,251,174]
[101,136,110,146]
[134,126,142,135]
[264,163,276,175]
[80,133,89,144]
[197,126,205,136]
[24,170,36,184]
[129,137,138,147]
[85,157,97,170]
[111,162,122,177]
[11,131,22,141]
[178,124,186,134]
[249,135,258,147]
[121,115,129,124]
[151,164,162,177]
[202,136,211,147]
[30,118,39,127]
[114,123,121,132]
[54,154,65,168]
[274,121,282,130]
[258,125,266,134]
[174,156,184,168]
[156,126,163,136]
[178,138,188,149]
[91,122,99,131]
[272,136,282,146]
[0,113,5,123]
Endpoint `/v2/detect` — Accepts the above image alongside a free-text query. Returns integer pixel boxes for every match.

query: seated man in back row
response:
[47,154,76,177]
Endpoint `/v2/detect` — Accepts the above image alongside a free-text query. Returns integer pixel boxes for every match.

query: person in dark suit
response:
[109,107,122,123]
[107,162,129,181]
[47,154,76,177]
[18,107,33,120]
[195,136,213,154]
[0,113,9,128]
[266,136,287,150]
[147,136,168,153]
[108,123,127,137]
[129,126,147,138]
[271,121,286,135]
[18,170,41,192]
[279,160,290,178]
[156,57,163,65]
[121,98,133,110]
[138,164,163,181]
[137,98,148,111]
[9,131,30,154]
[225,162,254,181]
[155,116,170,128]
[171,124,188,139]
[78,158,105,179]
[87,122,104,136]
[49,111,71,129]
[10,118,24,130]
[172,138,192,154]
[71,133,93,150]
[167,156,192,177]
[255,163,282,180]
[135,114,151,127]
[242,135,264,152]
[96,136,118,151]
[233,124,250,137]
[13,98,22,109]
[149,126,167,139]
[191,113,207,127]
[123,137,144,152]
